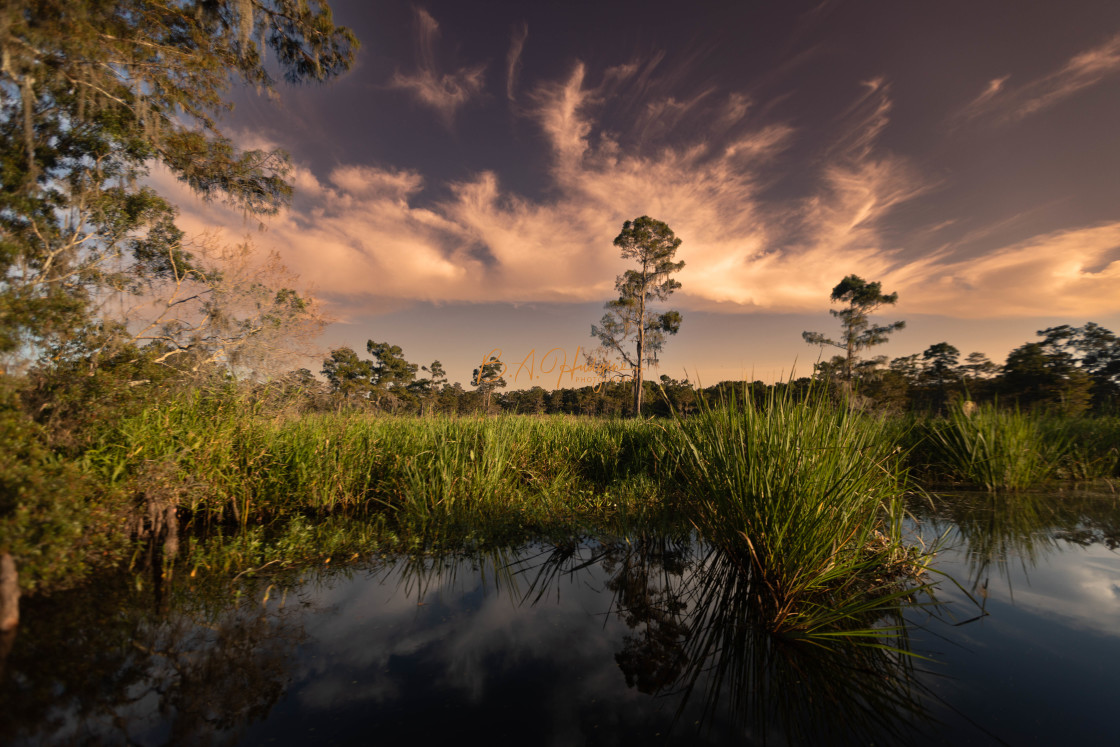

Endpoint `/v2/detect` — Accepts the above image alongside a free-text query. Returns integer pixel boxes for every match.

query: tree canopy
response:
[0,0,357,362]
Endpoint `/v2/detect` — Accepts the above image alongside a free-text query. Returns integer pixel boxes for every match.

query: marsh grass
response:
[925,403,1065,490]
[90,385,933,627]
[93,392,671,542]
[1042,416,1120,481]
[672,385,923,632]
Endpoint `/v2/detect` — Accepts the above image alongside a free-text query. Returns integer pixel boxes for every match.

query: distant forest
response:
[296,321,1118,418]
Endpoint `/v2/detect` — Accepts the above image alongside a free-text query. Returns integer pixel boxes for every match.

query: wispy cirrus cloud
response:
[958,31,1120,125]
[390,8,486,127]
[505,21,528,101]
[155,54,1120,323]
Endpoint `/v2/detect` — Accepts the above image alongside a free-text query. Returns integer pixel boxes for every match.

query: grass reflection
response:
[505,535,938,744]
[908,489,1120,605]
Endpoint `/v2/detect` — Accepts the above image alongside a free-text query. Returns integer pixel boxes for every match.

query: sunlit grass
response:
[92,393,671,539]
[671,385,924,632]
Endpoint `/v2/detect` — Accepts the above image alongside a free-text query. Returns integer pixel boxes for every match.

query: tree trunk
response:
[0,553,18,632]
[634,337,645,417]
[635,286,646,417]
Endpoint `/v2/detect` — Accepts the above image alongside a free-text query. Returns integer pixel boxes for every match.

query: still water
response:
[2,490,1119,745]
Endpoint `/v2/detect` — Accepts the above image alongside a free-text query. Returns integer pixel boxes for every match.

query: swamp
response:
[4,385,1120,745]
[2,487,1119,745]
[5,2,1120,744]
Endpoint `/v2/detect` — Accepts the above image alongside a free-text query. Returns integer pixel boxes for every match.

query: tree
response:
[591,217,684,416]
[658,374,696,416]
[0,1,357,360]
[802,274,904,390]
[409,360,446,415]
[123,237,328,379]
[1001,341,1091,415]
[960,352,997,381]
[1038,323,1120,411]
[919,342,960,411]
[321,347,372,402]
[472,355,506,413]
[366,340,417,412]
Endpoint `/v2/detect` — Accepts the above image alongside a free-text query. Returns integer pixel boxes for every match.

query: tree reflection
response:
[911,489,1120,594]
[0,571,311,745]
[601,535,691,694]
[509,535,936,745]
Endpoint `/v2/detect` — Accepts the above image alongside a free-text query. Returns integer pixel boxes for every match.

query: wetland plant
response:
[925,403,1063,490]
[672,386,921,633]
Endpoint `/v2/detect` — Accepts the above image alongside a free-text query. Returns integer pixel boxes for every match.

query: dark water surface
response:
[2,490,1119,745]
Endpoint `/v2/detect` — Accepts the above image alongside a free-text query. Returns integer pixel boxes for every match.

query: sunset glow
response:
[163,0,1120,384]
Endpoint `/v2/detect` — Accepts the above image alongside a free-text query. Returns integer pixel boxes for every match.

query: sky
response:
[157,0,1120,388]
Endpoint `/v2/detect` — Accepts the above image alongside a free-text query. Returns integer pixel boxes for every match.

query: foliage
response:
[803,274,905,388]
[1038,323,1120,410]
[472,354,507,413]
[923,403,1065,490]
[591,216,685,416]
[0,0,356,358]
[321,346,373,401]
[1001,342,1091,415]
[410,359,446,415]
[125,239,329,377]
[0,377,126,592]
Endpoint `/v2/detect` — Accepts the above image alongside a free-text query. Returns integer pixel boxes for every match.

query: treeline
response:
[301,339,700,417]
[839,322,1119,415]
[308,322,1120,418]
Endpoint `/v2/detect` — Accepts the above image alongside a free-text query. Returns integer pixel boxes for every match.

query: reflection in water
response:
[5,492,1118,745]
[0,572,309,745]
[506,534,936,744]
[911,489,1120,594]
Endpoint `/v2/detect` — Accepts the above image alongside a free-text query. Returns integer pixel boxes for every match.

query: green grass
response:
[47,383,1118,624]
[672,385,923,632]
[1043,415,1120,481]
[76,386,935,634]
[88,392,671,539]
[923,403,1065,490]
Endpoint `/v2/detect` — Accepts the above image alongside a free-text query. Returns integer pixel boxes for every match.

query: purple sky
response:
[158,0,1120,387]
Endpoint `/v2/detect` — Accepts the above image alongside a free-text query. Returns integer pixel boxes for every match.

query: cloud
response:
[530,63,594,169]
[958,32,1120,124]
[505,21,528,101]
[153,58,1120,324]
[890,222,1120,318]
[390,8,486,126]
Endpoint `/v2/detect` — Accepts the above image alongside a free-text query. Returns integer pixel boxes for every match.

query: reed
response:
[672,385,919,632]
[924,403,1064,490]
[92,392,672,537]
[1042,415,1120,481]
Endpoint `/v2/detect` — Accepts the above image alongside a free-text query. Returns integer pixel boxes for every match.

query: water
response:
[2,490,1119,745]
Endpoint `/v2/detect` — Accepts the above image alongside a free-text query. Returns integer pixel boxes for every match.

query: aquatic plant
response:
[925,403,1063,490]
[1042,415,1120,481]
[672,385,921,632]
[93,391,673,541]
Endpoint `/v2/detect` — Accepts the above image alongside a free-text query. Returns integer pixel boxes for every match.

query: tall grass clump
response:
[925,403,1064,490]
[1040,415,1120,481]
[673,385,917,633]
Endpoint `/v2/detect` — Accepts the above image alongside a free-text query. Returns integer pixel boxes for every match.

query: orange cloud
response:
[390,9,486,127]
[150,60,1120,324]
